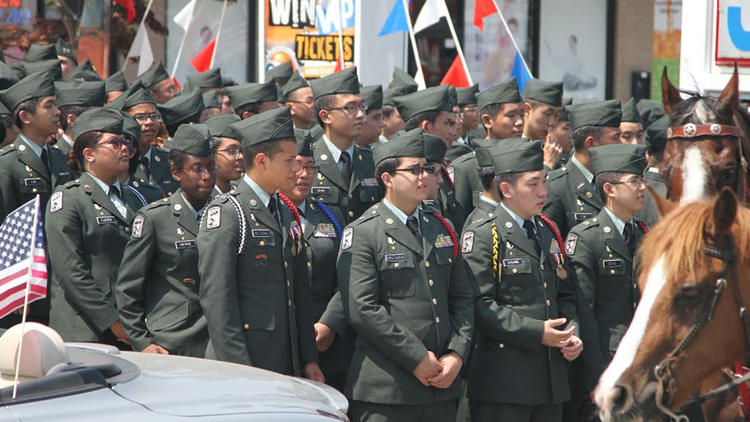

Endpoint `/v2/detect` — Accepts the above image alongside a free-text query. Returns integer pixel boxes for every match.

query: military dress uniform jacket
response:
[308,140,381,223]
[634,168,667,227]
[445,140,473,163]
[338,203,474,405]
[461,205,577,405]
[122,177,164,212]
[449,152,482,216]
[45,172,137,342]
[544,163,603,238]
[0,136,75,222]
[115,191,208,357]
[436,161,466,234]
[134,146,178,196]
[565,209,646,390]
[197,181,317,376]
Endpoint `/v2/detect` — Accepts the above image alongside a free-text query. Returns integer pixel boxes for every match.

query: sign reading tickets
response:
[715,0,750,66]
[264,0,356,79]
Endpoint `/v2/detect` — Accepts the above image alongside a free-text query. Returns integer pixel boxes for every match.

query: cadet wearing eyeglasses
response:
[204,113,243,195]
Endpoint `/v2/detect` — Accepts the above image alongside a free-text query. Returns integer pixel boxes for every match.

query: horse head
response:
[595,187,750,421]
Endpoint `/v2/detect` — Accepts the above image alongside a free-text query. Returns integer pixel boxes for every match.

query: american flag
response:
[0,197,47,319]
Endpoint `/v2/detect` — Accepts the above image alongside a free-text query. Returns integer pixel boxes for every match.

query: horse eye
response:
[673,285,708,316]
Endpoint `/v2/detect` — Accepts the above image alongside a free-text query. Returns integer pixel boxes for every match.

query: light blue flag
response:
[511,50,532,92]
[378,0,409,37]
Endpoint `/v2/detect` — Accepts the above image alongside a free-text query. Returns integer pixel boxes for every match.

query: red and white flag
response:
[0,197,47,319]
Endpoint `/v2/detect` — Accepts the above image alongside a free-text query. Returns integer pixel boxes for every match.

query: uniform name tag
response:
[574,213,592,221]
[385,253,407,263]
[603,259,624,268]
[313,223,337,238]
[175,240,196,249]
[361,178,378,187]
[311,187,331,195]
[251,229,272,238]
[96,216,116,224]
[24,177,43,187]
[435,234,454,248]
[502,258,524,266]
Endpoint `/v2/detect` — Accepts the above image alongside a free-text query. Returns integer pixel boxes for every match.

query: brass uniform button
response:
[244,323,250,330]
[546,299,551,307]
[435,317,440,324]
[428,279,434,286]
[425,261,430,268]
[432,298,437,305]
[499,343,504,349]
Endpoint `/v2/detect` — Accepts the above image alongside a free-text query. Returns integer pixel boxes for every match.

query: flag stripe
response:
[0,293,45,320]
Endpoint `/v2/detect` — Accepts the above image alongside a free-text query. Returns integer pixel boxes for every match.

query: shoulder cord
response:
[636,221,649,234]
[431,212,458,259]
[539,214,565,259]
[277,193,302,229]
[316,200,343,241]
[492,221,499,281]
[125,185,148,207]
[226,196,248,255]
[440,164,454,191]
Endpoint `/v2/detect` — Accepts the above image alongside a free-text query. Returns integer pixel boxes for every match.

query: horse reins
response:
[651,233,750,421]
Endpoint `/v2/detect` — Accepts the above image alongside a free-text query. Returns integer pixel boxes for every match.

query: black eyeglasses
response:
[393,164,437,176]
[218,148,243,158]
[97,136,131,150]
[132,112,162,123]
[327,104,367,114]
[610,176,646,188]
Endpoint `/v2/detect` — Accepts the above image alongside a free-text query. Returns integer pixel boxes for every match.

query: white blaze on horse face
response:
[595,256,667,416]
[680,145,707,204]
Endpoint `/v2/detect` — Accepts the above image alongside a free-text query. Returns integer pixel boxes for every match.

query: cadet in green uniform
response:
[105,71,128,104]
[309,67,381,223]
[356,85,384,149]
[116,124,216,357]
[381,67,418,142]
[522,80,562,143]
[266,60,294,88]
[280,127,350,391]
[461,139,582,422]
[201,90,221,121]
[548,98,573,171]
[109,81,178,195]
[446,84,480,163]
[339,129,474,422]
[67,59,102,82]
[205,113,243,195]
[282,71,317,129]
[157,88,206,138]
[543,100,622,238]
[394,85,466,232]
[135,61,179,104]
[186,68,223,96]
[197,107,323,381]
[226,81,281,119]
[450,78,524,215]
[619,98,644,145]
[564,144,648,420]
[54,79,106,156]
[46,107,139,344]
[54,38,77,79]
[634,116,668,227]
[119,113,164,211]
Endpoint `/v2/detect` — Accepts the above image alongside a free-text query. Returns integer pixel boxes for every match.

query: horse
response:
[594,187,750,421]
[659,65,750,205]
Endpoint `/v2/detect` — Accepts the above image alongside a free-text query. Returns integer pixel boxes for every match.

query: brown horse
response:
[594,187,750,421]
[659,66,749,205]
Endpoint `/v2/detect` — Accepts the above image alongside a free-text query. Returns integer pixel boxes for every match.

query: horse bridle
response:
[651,233,750,421]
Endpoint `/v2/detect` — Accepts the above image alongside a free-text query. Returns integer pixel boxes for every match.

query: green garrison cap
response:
[228,106,295,149]
[523,79,563,107]
[26,44,57,62]
[636,99,666,128]
[477,138,530,168]
[491,139,543,174]
[121,113,141,142]
[280,71,309,100]
[393,85,453,122]
[135,61,170,89]
[55,38,77,64]
[373,127,427,165]
[0,61,19,90]
[589,143,647,176]
[621,97,641,124]
[22,60,63,81]
[105,71,128,93]
[171,123,213,157]
[157,88,205,128]
[0,71,56,112]
[383,67,418,106]
[202,90,220,109]
[360,85,383,112]
[186,68,222,90]
[222,76,237,87]
[456,84,479,106]
[310,66,360,99]
[645,115,669,154]
[55,80,106,107]
[0,100,9,116]
[72,107,124,141]
[266,61,294,82]
[225,81,278,109]
[106,80,156,111]
[558,98,573,122]
[477,77,522,112]
[423,132,446,163]
[294,127,315,157]
[66,59,101,81]
[568,99,622,131]
[205,113,240,137]
[448,86,458,108]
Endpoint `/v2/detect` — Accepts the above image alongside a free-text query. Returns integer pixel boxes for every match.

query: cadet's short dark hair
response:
[69,130,102,173]
[59,105,89,131]
[572,125,603,151]
[403,111,439,131]
[243,138,290,169]
[13,98,40,129]
[478,166,496,191]
[375,157,401,192]
[495,172,523,201]
[313,94,338,126]
[594,171,626,203]
[234,102,264,119]
[168,143,217,172]
[480,103,503,121]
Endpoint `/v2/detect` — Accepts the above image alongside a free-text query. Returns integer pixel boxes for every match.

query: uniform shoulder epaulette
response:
[63,179,81,189]
[0,144,16,156]
[145,198,170,211]
[547,166,569,181]
[353,205,380,225]
[580,215,600,229]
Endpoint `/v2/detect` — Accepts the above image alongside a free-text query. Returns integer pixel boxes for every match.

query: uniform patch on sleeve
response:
[206,206,221,229]
[132,215,144,238]
[50,191,63,213]
[565,233,578,255]
[461,231,475,254]
[341,227,353,250]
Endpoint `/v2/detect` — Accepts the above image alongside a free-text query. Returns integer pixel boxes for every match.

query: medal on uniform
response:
[549,239,568,279]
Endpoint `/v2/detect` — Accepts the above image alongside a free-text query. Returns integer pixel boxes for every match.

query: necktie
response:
[109,185,121,198]
[407,215,421,241]
[340,151,352,185]
[268,195,282,229]
[624,222,636,256]
[137,156,150,180]
[523,219,541,256]
[40,148,50,173]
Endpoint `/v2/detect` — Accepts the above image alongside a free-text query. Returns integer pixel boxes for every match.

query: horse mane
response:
[669,91,734,127]
[638,199,750,282]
